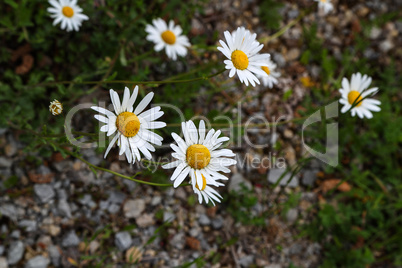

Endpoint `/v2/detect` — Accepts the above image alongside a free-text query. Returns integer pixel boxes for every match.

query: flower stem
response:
[28,68,226,88]
[71,153,175,187]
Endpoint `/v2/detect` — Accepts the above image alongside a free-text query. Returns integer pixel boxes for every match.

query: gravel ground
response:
[0,0,401,267]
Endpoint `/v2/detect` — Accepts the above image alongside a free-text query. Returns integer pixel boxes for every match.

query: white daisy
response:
[162,120,237,205]
[217,26,270,87]
[47,0,89,32]
[91,86,166,163]
[257,58,280,88]
[49,99,63,115]
[339,73,381,119]
[145,18,191,61]
[314,0,334,15]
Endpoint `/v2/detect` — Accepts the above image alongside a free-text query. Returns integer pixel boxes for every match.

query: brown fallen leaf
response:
[51,152,69,162]
[67,257,78,267]
[28,172,54,184]
[186,237,201,250]
[15,54,34,75]
[11,43,31,62]
[321,179,352,194]
[206,206,217,218]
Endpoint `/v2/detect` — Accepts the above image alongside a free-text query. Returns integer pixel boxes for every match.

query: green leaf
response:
[120,47,127,66]
[4,0,18,8]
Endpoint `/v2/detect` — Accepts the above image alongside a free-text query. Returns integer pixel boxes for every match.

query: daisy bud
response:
[49,99,63,116]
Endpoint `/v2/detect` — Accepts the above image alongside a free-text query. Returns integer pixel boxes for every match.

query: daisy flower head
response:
[91,86,166,164]
[49,99,63,115]
[339,73,381,119]
[217,26,270,87]
[47,0,89,32]
[314,0,334,15]
[145,18,191,61]
[163,120,237,205]
[257,58,280,88]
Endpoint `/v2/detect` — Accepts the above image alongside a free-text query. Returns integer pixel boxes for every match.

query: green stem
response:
[259,11,307,44]
[70,153,175,187]
[165,116,309,128]
[28,68,226,88]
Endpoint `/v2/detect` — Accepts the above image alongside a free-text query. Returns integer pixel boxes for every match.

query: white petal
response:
[134,92,154,115]
[104,134,119,158]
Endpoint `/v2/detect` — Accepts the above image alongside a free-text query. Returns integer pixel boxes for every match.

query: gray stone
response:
[286,208,298,223]
[107,203,120,214]
[7,241,24,265]
[48,245,60,266]
[99,201,109,210]
[198,214,211,226]
[174,187,187,200]
[302,170,318,186]
[34,184,55,203]
[87,156,102,166]
[0,257,7,268]
[57,200,72,218]
[52,161,71,172]
[288,9,299,19]
[189,227,200,238]
[122,179,136,192]
[170,233,185,250]
[165,188,175,197]
[77,170,95,184]
[0,204,17,221]
[10,230,20,239]
[273,53,286,68]
[379,40,393,53]
[52,181,62,189]
[151,196,162,206]
[268,168,299,187]
[266,265,281,268]
[88,241,100,254]
[79,194,93,206]
[163,211,175,223]
[0,245,4,255]
[24,256,50,268]
[307,242,321,256]
[56,189,68,201]
[287,48,300,61]
[107,191,126,204]
[37,165,51,175]
[61,231,80,247]
[115,232,132,251]
[136,214,154,228]
[0,157,12,168]
[228,174,252,192]
[239,255,254,267]
[211,216,224,230]
[18,220,37,232]
[290,243,302,255]
[370,27,382,39]
[123,199,145,219]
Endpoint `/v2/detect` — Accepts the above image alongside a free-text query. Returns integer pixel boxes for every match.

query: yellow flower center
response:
[115,112,141,137]
[186,144,211,170]
[195,173,207,191]
[231,50,249,70]
[161,30,176,45]
[62,6,74,18]
[320,0,327,2]
[348,90,363,107]
[261,66,270,75]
